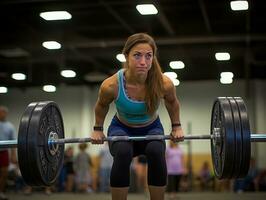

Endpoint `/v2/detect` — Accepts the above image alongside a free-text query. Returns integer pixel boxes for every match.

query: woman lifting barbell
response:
[90,33,184,200]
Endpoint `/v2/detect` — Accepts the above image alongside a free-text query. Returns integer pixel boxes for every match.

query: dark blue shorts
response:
[107,115,164,137]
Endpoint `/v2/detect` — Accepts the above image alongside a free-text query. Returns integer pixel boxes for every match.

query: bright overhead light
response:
[0,87,8,93]
[220,77,233,84]
[136,4,158,15]
[116,54,126,62]
[172,78,180,86]
[40,11,72,21]
[42,41,61,50]
[230,1,249,11]
[220,72,234,79]
[164,72,177,79]
[61,70,76,78]
[170,61,185,69]
[43,85,56,92]
[215,52,230,61]
[11,73,26,80]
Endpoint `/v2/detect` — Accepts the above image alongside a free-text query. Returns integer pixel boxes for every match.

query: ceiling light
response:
[0,87,8,93]
[43,85,56,92]
[116,54,126,62]
[169,61,185,69]
[11,73,26,80]
[215,52,230,61]
[220,72,234,79]
[136,4,158,15]
[172,78,180,86]
[60,70,76,78]
[42,41,61,50]
[230,1,249,11]
[220,77,233,84]
[40,11,72,21]
[164,72,177,79]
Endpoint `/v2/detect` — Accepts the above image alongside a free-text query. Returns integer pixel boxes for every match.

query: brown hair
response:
[122,33,164,115]
[79,143,88,151]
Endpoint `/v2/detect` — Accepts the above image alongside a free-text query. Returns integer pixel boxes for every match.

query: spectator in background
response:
[245,157,259,191]
[257,169,266,191]
[197,161,214,191]
[64,146,75,192]
[99,143,113,192]
[234,157,259,193]
[165,141,186,199]
[0,106,17,200]
[23,186,52,195]
[74,143,93,193]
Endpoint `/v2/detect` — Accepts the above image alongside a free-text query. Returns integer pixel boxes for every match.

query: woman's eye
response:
[145,54,152,60]
[133,54,141,59]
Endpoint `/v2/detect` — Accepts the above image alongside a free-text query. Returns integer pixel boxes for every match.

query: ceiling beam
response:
[69,34,266,48]
[154,2,175,36]
[1,34,266,50]
[99,0,135,34]
[198,0,212,34]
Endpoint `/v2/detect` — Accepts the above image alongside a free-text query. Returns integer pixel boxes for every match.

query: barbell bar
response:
[1,133,266,149]
[0,97,265,187]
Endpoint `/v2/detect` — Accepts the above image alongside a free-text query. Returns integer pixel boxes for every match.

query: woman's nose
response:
[139,55,146,64]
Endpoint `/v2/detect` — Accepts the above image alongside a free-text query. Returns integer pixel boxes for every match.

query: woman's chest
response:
[125,85,145,101]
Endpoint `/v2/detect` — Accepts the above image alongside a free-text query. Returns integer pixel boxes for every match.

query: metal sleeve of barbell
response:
[251,134,266,142]
[0,140,17,148]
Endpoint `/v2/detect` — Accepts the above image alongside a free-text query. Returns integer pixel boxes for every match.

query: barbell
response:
[0,97,265,187]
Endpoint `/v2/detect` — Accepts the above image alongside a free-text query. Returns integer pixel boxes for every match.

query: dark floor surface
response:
[4,192,266,200]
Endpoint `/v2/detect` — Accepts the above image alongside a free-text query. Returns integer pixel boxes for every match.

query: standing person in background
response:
[64,146,75,192]
[165,141,186,199]
[90,33,184,200]
[233,157,259,192]
[0,106,17,200]
[197,161,214,191]
[99,143,113,192]
[74,143,93,193]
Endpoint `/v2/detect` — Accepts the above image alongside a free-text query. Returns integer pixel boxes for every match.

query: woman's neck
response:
[124,69,147,85]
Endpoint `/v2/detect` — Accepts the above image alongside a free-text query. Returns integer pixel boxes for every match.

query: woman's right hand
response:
[91,131,106,144]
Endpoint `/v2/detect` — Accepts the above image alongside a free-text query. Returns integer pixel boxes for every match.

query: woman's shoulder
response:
[102,71,119,85]
[162,74,175,93]
[99,71,119,99]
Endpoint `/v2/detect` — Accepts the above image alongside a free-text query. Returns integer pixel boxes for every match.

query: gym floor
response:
[5,192,266,200]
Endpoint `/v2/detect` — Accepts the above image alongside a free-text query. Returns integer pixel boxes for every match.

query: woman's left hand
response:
[170,126,184,142]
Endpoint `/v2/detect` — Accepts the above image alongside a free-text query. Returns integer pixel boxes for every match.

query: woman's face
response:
[0,109,7,121]
[127,43,153,75]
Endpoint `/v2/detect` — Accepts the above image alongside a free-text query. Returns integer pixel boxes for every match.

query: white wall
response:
[253,80,266,168]
[0,80,265,168]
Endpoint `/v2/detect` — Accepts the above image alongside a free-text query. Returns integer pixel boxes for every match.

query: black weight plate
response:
[18,102,39,185]
[210,97,235,179]
[227,97,242,178]
[27,101,65,186]
[234,97,251,178]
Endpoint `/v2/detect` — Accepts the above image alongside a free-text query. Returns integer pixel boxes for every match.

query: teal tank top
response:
[114,69,153,124]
